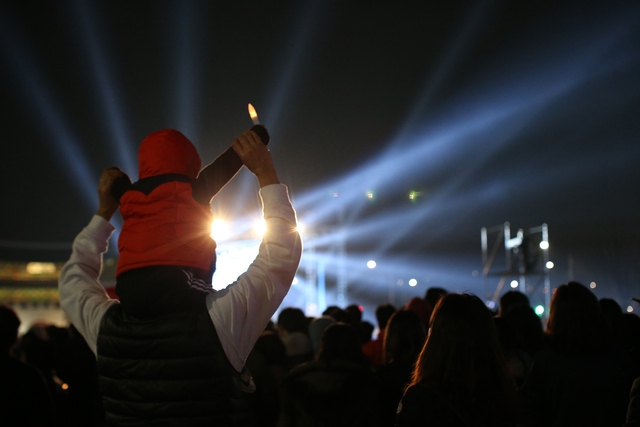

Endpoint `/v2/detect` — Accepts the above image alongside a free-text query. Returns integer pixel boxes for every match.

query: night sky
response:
[1,1,639,312]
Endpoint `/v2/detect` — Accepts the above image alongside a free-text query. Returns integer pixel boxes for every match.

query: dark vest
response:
[97,303,241,427]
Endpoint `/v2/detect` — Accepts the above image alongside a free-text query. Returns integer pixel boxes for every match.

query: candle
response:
[248,103,260,125]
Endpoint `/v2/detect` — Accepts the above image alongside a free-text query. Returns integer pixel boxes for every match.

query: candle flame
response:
[248,103,258,120]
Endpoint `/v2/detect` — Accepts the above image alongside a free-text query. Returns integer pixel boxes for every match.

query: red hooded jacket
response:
[116,129,215,277]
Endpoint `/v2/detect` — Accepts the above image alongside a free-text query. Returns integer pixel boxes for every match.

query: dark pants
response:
[115,266,210,318]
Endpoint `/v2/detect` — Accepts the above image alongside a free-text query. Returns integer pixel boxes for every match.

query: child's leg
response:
[116,266,209,318]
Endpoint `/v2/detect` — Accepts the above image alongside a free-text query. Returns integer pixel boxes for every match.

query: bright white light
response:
[590,282,597,289]
[628,306,634,313]
[535,305,545,316]
[367,260,377,269]
[510,280,519,289]
[546,261,554,269]
[486,301,496,309]
[253,220,266,237]
[292,277,299,285]
[409,278,418,287]
[212,243,260,290]
[539,241,549,250]
[366,191,374,200]
[210,219,229,241]
[296,222,306,235]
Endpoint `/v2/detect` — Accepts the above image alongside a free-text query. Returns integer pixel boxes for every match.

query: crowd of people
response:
[2,283,640,426]
[2,126,639,426]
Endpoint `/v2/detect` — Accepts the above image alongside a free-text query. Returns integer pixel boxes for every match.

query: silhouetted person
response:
[362,303,396,368]
[0,305,55,426]
[280,323,381,426]
[501,304,544,358]
[627,376,640,427]
[396,293,519,427]
[376,309,425,426]
[59,130,302,426]
[277,307,313,371]
[520,281,639,426]
[499,290,530,316]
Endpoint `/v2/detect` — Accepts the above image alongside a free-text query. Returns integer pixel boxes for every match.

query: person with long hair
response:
[395,293,519,427]
[376,309,426,426]
[520,281,638,426]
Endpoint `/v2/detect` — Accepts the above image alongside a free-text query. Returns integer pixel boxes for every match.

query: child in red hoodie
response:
[111,125,269,318]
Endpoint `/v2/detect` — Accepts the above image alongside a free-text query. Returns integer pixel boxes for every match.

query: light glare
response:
[510,280,519,289]
[367,260,377,269]
[254,220,267,237]
[546,261,554,269]
[535,305,545,316]
[539,241,549,250]
[590,282,597,289]
[409,278,418,287]
[210,219,229,241]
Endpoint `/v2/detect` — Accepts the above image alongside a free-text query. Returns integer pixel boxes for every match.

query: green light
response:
[408,190,423,201]
[535,305,545,316]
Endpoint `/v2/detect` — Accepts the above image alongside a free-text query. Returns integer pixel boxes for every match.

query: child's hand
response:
[97,167,125,220]
[232,130,279,187]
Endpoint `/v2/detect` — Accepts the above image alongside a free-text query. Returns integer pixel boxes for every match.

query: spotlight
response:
[367,260,377,269]
[366,191,375,200]
[296,222,306,235]
[539,241,549,250]
[510,280,518,289]
[628,306,634,313]
[535,305,545,316]
[409,278,418,287]
[253,219,267,237]
[210,219,229,241]
[546,261,554,269]
[590,282,597,289]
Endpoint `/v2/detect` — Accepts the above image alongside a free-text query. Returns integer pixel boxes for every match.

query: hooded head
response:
[137,129,201,179]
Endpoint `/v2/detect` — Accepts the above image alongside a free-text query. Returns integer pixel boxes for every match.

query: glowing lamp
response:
[546,261,554,269]
[539,241,549,250]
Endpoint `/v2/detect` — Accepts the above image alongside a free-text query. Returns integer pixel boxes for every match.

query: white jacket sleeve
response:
[206,184,302,372]
[58,215,119,356]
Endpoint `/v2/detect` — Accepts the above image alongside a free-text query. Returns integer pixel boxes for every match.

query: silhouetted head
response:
[375,303,396,330]
[317,323,368,365]
[499,290,530,316]
[424,287,448,309]
[546,281,610,356]
[277,307,309,335]
[383,309,425,365]
[0,305,20,354]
